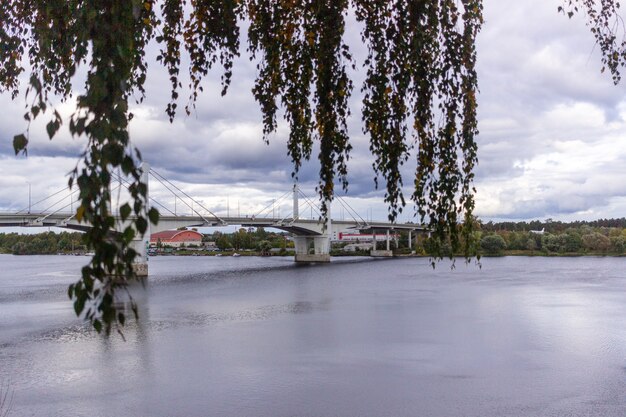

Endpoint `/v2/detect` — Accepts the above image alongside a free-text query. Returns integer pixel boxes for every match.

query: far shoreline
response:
[2,250,625,258]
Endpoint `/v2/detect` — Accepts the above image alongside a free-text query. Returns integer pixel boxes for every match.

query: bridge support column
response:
[370,228,393,258]
[371,248,393,257]
[294,205,331,263]
[386,230,390,251]
[131,237,149,276]
[293,236,331,263]
[132,162,150,277]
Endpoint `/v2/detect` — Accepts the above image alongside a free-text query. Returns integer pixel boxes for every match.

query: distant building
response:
[342,243,373,252]
[333,232,399,242]
[150,230,203,248]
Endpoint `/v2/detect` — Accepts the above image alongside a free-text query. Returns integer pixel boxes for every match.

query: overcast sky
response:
[2,0,626,224]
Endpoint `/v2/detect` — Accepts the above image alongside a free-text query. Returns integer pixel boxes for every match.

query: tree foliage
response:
[0,231,85,255]
[559,0,626,84]
[1,0,622,333]
[581,232,611,252]
[257,240,273,256]
[479,234,506,255]
[470,219,626,255]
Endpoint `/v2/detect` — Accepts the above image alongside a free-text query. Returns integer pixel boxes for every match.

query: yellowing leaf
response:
[76,205,86,222]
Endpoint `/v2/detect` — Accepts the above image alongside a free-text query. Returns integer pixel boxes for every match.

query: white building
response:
[332,232,399,243]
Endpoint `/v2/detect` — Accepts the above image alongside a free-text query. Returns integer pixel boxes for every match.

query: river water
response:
[0,254,625,416]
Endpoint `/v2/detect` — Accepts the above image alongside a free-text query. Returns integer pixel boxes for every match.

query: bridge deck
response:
[0,212,426,234]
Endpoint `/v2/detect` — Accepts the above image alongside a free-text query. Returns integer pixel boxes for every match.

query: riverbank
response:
[6,248,626,257]
[485,249,626,257]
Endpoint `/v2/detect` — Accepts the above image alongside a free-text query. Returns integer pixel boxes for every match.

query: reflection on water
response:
[1,255,626,416]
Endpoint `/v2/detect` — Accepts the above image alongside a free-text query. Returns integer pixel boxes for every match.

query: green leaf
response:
[29,74,41,92]
[74,296,85,316]
[120,203,132,221]
[46,120,60,139]
[93,319,102,333]
[122,156,134,175]
[13,134,28,155]
[122,226,136,242]
[76,117,86,135]
[148,207,160,224]
[136,217,148,234]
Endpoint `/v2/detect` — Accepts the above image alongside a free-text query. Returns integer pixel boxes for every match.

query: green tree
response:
[11,242,27,255]
[231,228,253,250]
[530,233,543,251]
[215,234,232,251]
[257,240,273,256]
[58,236,71,252]
[610,236,624,254]
[255,227,268,241]
[541,234,563,253]
[505,231,529,251]
[582,232,611,253]
[563,231,582,253]
[480,234,507,255]
[1,0,621,332]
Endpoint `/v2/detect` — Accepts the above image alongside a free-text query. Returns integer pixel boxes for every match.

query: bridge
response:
[0,163,426,275]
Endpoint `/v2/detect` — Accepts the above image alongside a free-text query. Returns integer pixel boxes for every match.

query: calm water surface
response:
[1,254,625,416]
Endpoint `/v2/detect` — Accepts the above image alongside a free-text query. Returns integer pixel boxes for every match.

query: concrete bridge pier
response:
[294,204,331,263]
[131,237,149,277]
[408,230,412,250]
[131,162,150,277]
[370,229,393,258]
[294,236,331,263]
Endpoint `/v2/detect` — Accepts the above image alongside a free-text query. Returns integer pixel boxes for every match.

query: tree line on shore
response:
[0,228,293,256]
[0,232,86,255]
[473,219,626,256]
[347,218,626,256]
[2,218,626,256]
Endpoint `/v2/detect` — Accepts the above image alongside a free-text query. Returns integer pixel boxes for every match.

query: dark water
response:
[1,254,625,417]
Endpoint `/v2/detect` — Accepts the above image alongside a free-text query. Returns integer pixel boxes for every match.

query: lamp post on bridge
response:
[27,181,31,214]
[293,183,298,220]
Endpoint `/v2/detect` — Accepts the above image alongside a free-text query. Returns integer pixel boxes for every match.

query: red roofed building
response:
[150,229,203,248]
